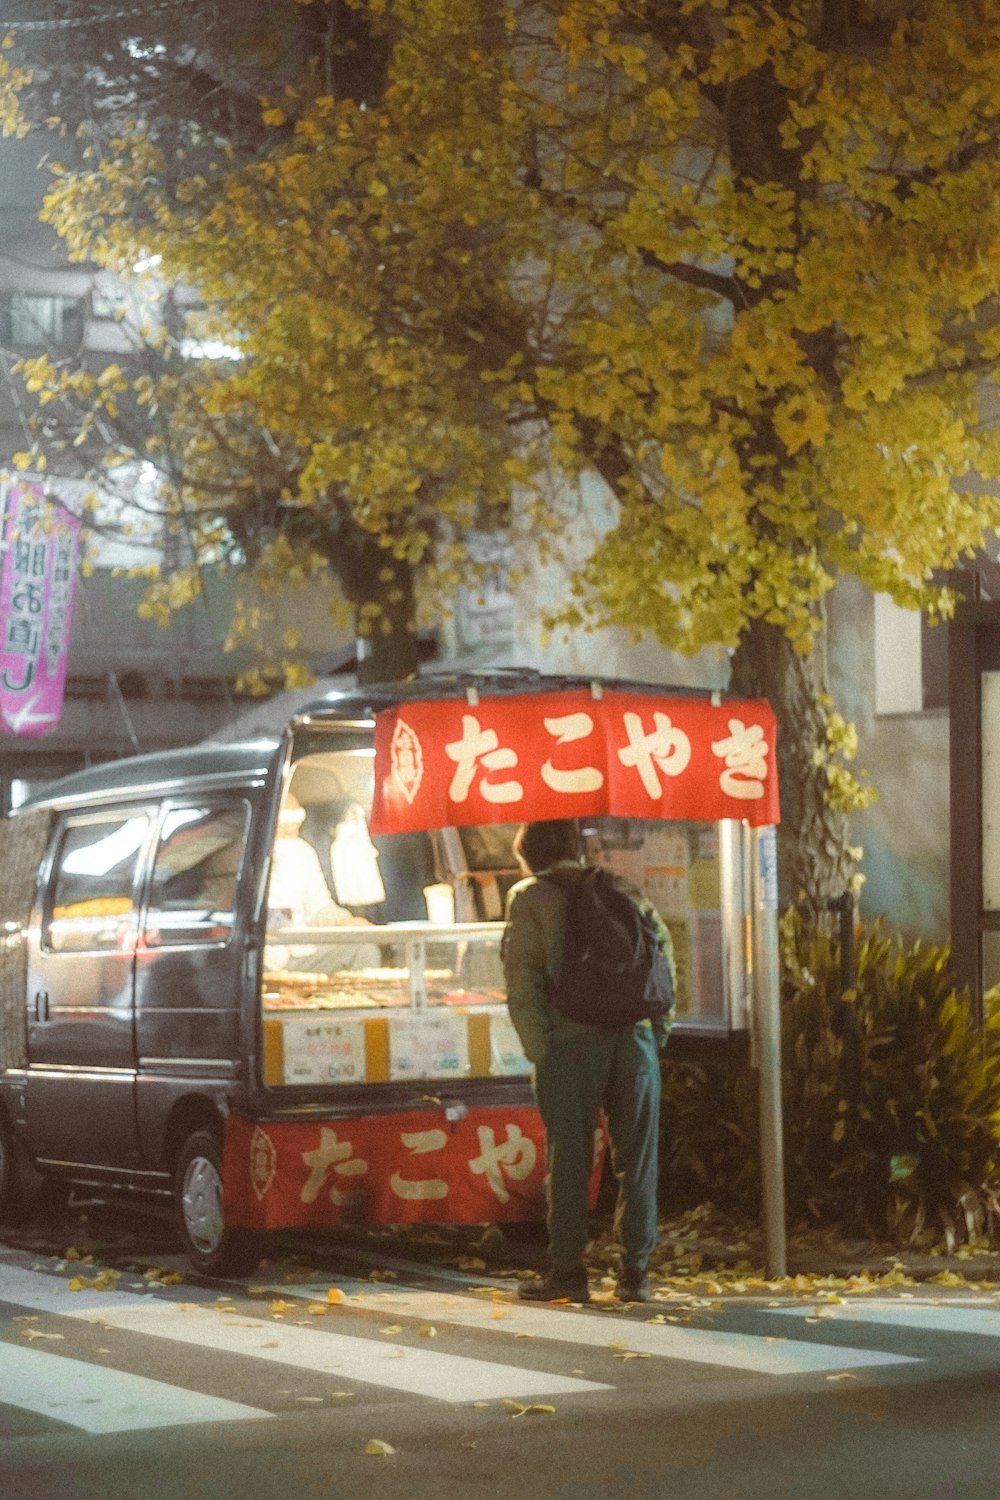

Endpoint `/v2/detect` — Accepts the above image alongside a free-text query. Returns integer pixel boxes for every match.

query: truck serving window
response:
[143,801,251,949]
[44,812,149,953]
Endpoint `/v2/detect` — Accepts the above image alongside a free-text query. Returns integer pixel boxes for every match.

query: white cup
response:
[423,883,455,925]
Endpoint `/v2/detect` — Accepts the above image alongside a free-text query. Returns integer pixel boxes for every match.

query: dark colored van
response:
[0,673,759,1275]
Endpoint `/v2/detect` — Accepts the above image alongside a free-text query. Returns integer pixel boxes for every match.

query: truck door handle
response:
[34,991,49,1022]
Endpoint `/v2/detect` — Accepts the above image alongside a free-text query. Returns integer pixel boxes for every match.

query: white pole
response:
[750,824,786,1279]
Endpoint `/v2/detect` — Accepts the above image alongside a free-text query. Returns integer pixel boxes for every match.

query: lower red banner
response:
[224,1104,606,1230]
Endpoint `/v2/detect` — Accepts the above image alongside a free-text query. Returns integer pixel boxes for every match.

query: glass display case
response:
[259,735,753,1089]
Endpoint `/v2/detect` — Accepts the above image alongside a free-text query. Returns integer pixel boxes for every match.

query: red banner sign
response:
[224,1105,605,1230]
[370,689,779,834]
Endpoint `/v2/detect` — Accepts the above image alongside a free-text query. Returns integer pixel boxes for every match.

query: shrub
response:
[660,911,1000,1248]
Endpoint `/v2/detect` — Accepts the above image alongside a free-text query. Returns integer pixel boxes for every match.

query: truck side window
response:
[144,802,250,949]
[44,813,149,953]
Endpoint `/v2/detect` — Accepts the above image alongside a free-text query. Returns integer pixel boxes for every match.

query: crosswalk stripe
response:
[768,1300,1000,1340]
[0,1343,270,1434]
[268,1278,922,1376]
[0,1265,610,1405]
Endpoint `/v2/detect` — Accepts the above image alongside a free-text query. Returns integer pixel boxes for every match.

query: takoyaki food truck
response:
[0,672,781,1275]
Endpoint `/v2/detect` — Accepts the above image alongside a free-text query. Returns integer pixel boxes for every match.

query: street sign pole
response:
[751,824,787,1279]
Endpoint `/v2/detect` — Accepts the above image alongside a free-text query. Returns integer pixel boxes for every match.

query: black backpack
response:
[549,866,675,1030]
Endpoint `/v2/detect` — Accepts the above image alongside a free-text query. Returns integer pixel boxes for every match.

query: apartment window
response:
[0,292,85,351]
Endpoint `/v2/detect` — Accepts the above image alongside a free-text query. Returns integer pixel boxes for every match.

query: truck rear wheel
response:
[173,1128,261,1278]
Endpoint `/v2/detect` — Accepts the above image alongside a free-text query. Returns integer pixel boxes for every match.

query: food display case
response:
[261,921,529,1088]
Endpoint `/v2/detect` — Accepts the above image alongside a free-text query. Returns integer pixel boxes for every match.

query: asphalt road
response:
[2,1197,1000,1500]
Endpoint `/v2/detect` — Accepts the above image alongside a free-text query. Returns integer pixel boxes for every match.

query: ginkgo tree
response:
[6,0,1000,902]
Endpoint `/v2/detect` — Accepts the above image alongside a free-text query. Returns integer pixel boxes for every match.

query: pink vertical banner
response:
[0,478,80,736]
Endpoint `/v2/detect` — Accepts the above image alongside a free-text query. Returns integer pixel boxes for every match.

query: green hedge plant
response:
[660,911,1000,1248]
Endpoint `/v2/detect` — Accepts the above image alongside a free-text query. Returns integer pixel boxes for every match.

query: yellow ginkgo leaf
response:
[502,1400,556,1419]
[364,1439,396,1457]
[326,1288,346,1305]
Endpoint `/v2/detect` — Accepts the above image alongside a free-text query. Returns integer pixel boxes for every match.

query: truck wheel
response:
[173,1129,261,1278]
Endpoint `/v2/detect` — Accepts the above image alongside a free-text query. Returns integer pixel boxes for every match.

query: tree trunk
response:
[354,552,419,686]
[338,528,419,687]
[728,616,854,908]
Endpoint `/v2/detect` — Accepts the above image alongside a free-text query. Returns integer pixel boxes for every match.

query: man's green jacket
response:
[501,859,676,1065]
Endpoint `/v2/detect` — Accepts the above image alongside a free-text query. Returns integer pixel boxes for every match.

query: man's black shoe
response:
[615,1271,649,1303]
[517,1268,590,1303]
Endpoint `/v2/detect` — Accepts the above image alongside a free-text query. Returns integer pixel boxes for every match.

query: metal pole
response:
[751,825,787,1279]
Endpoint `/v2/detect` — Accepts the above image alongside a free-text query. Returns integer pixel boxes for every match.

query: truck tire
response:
[173,1128,261,1278]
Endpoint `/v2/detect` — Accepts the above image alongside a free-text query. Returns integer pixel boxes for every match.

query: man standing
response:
[502,819,675,1304]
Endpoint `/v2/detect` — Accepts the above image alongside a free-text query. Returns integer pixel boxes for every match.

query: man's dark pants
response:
[533,1023,661,1275]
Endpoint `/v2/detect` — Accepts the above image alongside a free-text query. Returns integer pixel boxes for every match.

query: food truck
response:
[0,672,781,1276]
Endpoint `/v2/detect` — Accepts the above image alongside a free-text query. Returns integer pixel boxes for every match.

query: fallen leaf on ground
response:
[380,1325,404,1335]
[327,1288,346,1305]
[502,1400,556,1419]
[826,1372,859,1382]
[307,1304,329,1316]
[364,1439,396,1457]
[418,1324,437,1337]
[613,1351,651,1362]
[489,1309,508,1320]
[23,1329,64,1342]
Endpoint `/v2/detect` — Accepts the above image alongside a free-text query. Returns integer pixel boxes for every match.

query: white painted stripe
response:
[0,1343,269,1434]
[268,1279,921,1376]
[0,1264,609,1404]
[67,1303,611,1402]
[0,1262,202,1316]
[769,1300,1000,1339]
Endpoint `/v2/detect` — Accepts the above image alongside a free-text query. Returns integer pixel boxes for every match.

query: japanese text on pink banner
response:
[0,480,80,737]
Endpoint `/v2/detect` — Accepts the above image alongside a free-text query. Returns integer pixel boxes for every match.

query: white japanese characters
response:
[445,713,524,804]
[294,1121,539,1207]
[617,710,692,795]
[435,707,770,807]
[468,1123,537,1205]
[711,718,770,801]
[389,1128,449,1201]
[540,712,605,793]
[300,1126,370,1207]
